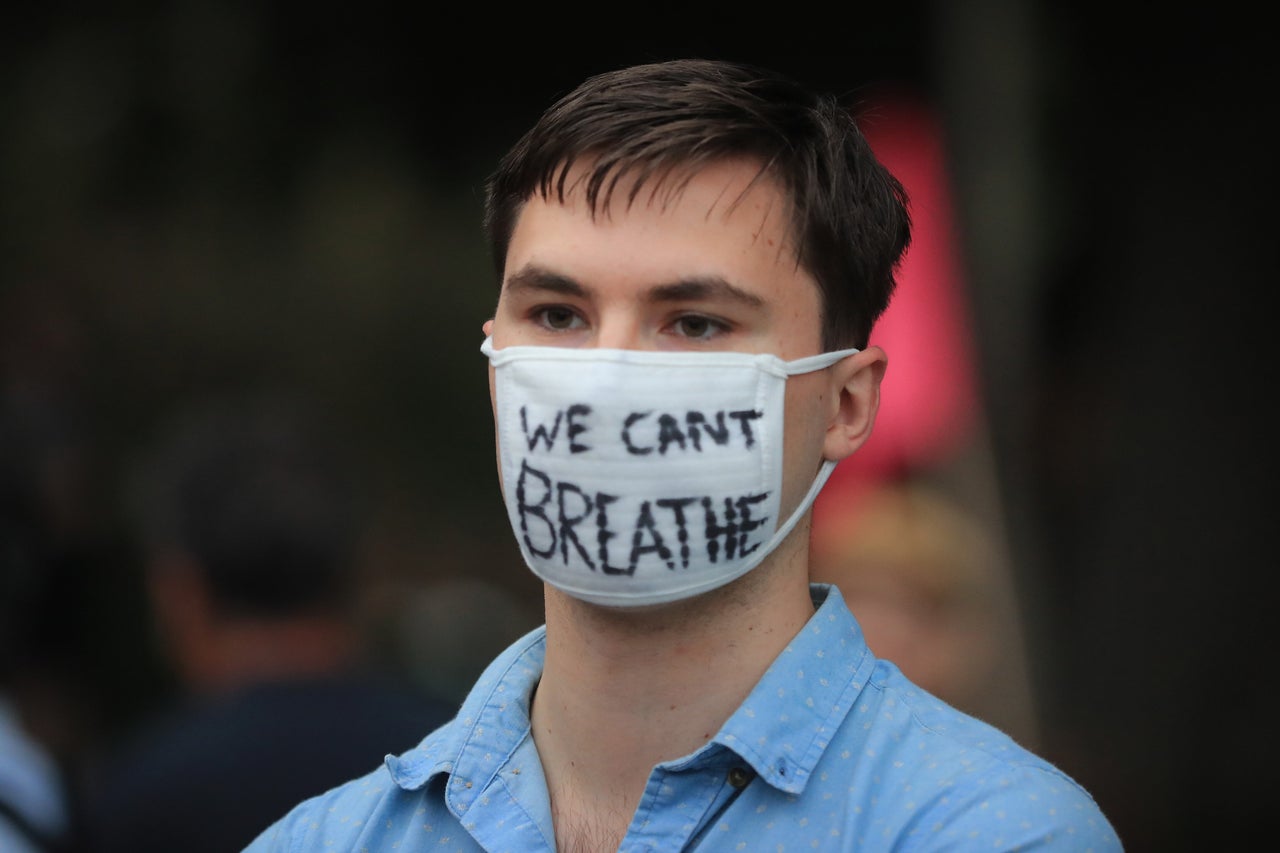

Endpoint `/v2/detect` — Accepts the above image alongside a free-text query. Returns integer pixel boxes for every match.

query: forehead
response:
[549,156,794,236]
[505,158,812,295]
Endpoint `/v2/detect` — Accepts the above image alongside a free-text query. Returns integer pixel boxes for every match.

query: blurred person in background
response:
[0,283,116,853]
[811,481,1015,727]
[77,390,455,853]
[809,86,1039,746]
[1,408,78,853]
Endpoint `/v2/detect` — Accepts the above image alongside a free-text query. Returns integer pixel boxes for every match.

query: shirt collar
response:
[385,624,547,792]
[386,584,875,799]
[702,583,875,794]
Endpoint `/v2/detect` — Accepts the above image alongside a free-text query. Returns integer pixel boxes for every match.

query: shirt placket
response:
[619,759,756,852]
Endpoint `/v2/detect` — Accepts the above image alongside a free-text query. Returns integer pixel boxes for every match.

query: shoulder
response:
[844,661,1121,849]
[241,625,549,852]
[242,736,452,852]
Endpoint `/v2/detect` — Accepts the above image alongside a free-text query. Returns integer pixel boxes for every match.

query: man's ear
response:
[146,552,218,683]
[823,345,887,462]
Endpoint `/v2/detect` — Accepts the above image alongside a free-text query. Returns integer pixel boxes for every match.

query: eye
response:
[536,306,585,331]
[671,314,726,340]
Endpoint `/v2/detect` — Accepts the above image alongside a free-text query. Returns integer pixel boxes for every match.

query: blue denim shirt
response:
[244,584,1121,851]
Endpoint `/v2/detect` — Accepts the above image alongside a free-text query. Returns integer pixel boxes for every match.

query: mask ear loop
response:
[783,347,861,376]
[728,347,855,589]
[756,456,838,567]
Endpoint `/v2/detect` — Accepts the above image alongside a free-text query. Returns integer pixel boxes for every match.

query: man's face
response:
[484,158,837,520]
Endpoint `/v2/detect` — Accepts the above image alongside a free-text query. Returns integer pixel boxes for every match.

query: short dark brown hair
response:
[483,58,911,349]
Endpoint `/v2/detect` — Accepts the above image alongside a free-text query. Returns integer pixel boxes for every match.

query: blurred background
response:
[1,2,1273,851]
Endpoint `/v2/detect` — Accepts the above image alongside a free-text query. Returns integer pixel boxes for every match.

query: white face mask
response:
[481,336,858,608]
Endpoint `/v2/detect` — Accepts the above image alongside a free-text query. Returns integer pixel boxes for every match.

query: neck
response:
[180,615,360,694]
[531,528,816,827]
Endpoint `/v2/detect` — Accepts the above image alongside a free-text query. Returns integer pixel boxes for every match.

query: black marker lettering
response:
[728,410,763,448]
[733,493,770,556]
[701,496,738,562]
[566,404,592,453]
[515,459,556,558]
[520,407,563,452]
[594,492,629,574]
[629,501,674,571]
[654,497,697,567]
[555,481,595,568]
[622,411,653,455]
[647,493,770,567]
[656,414,687,454]
[684,411,729,450]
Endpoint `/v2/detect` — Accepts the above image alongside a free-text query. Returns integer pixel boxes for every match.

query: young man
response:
[245,58,1121,852]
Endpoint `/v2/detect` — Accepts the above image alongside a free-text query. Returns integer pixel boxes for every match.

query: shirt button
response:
[727,767,751,788]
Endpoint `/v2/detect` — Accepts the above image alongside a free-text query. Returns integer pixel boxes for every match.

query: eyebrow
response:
[504,265,587,298]
[647,277,765,308]
[504,264,765,308]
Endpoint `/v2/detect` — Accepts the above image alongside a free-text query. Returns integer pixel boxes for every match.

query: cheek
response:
[779,371,834,509]
[783,371,833,451]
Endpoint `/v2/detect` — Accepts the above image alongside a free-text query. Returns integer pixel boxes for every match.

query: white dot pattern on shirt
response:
[241,589,1119,852]
[693,615,1116,850]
